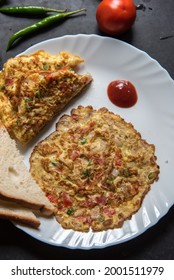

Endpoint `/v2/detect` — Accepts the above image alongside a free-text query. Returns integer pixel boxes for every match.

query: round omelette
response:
[30,106,159,232]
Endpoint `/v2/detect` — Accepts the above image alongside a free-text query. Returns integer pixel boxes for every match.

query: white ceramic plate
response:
[15,34,174,249]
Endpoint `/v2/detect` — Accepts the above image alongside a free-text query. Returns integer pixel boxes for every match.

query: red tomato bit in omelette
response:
[107,80,138,108]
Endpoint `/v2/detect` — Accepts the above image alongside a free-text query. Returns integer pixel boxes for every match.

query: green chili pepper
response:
[6,8,86,51]
[0,6,66,15]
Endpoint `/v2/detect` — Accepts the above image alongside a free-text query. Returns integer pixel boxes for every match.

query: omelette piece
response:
[0,69,92,145]
[2,50,84,98]
[0,51,92,144]
[30,106,160,232]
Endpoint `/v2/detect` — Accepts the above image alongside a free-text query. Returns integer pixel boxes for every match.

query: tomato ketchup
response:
[107,80,138,108]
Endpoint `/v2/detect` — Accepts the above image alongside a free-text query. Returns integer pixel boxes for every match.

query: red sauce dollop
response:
[107,80,138,108]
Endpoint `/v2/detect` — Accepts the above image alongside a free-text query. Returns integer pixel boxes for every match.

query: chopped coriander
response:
[106,177,115,185]
[25,97,33,102]
[43,63,49,70]
[35,91,40,98]
[87,159,92,166]
[82,169,91,179]
[51,161,59,167]
[99,216,105,222]
[35,90,42,98]
[79,138,87,144]
[66,208,75,215]
[55,63,61,70]
[122,168,130,177]
[1,85,6,91]
[24,97,33,110]
[148,172,155,180]
[24,97,33,105]
[124,169,130,177]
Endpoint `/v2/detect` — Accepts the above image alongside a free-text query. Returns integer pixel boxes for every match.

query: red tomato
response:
[96,0,136,36]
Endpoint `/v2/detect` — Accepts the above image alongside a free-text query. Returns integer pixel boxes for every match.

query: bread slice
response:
[0,199,40,228]
[0,122,54,216]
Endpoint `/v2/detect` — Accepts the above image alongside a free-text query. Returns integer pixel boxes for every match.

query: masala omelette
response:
[0,51,92,145]
[30,106,159,232]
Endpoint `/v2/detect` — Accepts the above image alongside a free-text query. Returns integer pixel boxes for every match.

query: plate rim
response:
[14,34,174,249]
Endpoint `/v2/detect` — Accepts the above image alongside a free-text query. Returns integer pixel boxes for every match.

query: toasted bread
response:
[0,199,40,228]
